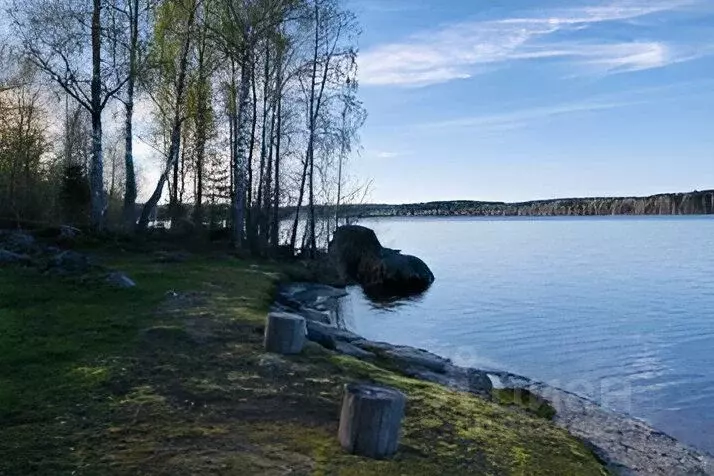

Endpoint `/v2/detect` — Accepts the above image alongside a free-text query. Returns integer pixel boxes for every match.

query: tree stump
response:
[264,312,306,355]
[338,383,407,459]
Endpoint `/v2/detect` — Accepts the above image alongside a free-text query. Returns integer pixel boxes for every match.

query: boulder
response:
[0,231,36,254]
[106,272,136,288]
[153,250,191,263]
[49,250,91,274]
[58,225,81,242]
[329,226,383,280]
[329,225,434,296]
[0,249,31,265]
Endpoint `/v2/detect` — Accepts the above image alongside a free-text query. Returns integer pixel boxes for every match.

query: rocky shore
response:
[275,282,714,476]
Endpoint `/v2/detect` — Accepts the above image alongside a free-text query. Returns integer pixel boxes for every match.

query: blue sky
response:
[349,0,714,203]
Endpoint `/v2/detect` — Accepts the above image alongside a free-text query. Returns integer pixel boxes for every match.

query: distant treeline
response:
[329,190,714,218]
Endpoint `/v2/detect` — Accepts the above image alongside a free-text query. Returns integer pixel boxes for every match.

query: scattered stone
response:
[49,250,91,274]
[383,347,450,373]
[299,307,332,324]
[0,249,31,265]
[154,250,191,263]
[258,353,289,370]
[140,325,196,346]
[352,340,397,352]
[306,320,337,350]
[338,383,406,459]
[306,320,360,346]
[0,231,36,254]
[106,272,136,288]
[335,341,375,359]
[58,225,81,241]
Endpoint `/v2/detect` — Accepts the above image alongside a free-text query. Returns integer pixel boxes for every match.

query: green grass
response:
[0,250,607,475]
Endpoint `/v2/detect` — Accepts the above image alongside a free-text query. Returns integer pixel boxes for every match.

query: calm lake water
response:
[339,216,714,454]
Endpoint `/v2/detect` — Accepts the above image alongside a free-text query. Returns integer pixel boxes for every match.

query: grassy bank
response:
[0,248,606,475]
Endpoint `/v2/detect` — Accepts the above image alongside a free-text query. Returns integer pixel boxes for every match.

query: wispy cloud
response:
[354,0,426,13]
[374,150,403,159]
[359,0,708,86]
[422,99,646,131]
[417,81,713,131]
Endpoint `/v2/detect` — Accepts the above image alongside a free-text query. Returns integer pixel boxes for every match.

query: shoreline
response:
[275,282,714,476]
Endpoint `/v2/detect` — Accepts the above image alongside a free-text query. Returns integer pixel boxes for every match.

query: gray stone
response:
[306,320,338,350]
[0,231,36,253]
[58,225,80,241]
[335,341,376,359]
[328,225,434,296]
[154,250,191,263]
[0,249,30,265]
[383,347,450,373]
[405,366,493,398]
[299,307,333,324]
[307,320,361,343]
[352,340,397,352]
[106,272,136,288]
[49,250,91,274]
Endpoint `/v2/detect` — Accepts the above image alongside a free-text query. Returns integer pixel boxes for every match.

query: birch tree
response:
[137,0,198,231]
[108,0,154,228]
[13,0,129,230]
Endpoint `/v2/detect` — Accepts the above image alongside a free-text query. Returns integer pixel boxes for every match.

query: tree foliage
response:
[1,0,367,254]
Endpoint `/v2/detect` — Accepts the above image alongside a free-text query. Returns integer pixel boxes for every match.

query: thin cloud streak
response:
[375,151,402,159]
[417,81,714,131]
[422,100,647,131]
[359,0,707,86]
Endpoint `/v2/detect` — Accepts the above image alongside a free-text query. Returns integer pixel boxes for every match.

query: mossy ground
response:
[0,245,607,475]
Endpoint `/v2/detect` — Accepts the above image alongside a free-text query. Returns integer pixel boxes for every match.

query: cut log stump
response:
[264,312,306,355]
[338,383,407,459]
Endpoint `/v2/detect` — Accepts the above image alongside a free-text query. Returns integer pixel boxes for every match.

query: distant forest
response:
[330,190,714,219]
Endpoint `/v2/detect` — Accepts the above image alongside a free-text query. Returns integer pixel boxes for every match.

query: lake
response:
[339,216,714,454]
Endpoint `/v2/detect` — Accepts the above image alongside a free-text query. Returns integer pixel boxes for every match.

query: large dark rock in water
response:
[329,225,434,296]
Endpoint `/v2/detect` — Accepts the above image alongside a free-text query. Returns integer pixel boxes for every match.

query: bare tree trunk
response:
[271,79,282,249]
[248,62,257,207]
[307,1,319,258]
[123,0,139,230]
[262,94,276,246]
[228,59,236,220]
[171,129,180,223]
[137,2,196,232]
[192,1,207,228]
[335,102,347,229]
[89,0,105,231]
[303,0,336,257]
[290,157,309,251]
[179,135,187,203]
[244,60,258,246]
[193,79,207,226]
[231,46,251,248]
[256,40,270,248]
[137,125,182,231]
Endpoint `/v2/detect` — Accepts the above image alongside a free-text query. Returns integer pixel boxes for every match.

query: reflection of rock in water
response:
[362,287,428,311]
